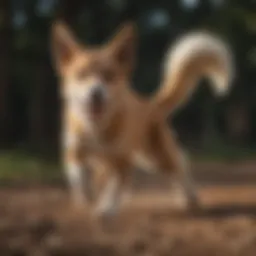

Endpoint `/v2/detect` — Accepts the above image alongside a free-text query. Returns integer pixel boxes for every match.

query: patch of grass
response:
[191,144,256,162]
[0,150,61,181]
[0,145,255,181]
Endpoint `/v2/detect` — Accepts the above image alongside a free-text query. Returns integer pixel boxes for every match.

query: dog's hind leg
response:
[152,124,199,210]
[169,152,199,210]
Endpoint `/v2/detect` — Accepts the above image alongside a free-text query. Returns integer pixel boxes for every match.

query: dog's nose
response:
[91,86,104,104]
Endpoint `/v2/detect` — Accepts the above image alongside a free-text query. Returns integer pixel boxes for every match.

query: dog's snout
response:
[91,86,104,104]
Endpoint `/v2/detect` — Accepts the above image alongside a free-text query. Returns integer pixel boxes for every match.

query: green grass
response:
[0,150,61,181]
[191,144,256,162]
[0,146,255,181]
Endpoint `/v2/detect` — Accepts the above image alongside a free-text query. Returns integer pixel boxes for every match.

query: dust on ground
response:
[1,161,256,256]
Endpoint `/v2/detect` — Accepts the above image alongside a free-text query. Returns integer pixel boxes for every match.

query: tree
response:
[0,0,12,148]
[27,0,86,154]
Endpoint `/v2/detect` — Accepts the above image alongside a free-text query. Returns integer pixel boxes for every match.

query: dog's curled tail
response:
[154,31,234,116]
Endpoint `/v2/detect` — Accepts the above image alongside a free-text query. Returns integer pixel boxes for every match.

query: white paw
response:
[92,203,120,232]
[94,202,119,220]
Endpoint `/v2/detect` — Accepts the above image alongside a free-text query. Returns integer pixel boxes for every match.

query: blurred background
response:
[0,0,255,178]
[0,1,256,255]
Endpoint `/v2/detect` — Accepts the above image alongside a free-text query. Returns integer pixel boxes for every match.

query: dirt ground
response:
[1,161,256,256]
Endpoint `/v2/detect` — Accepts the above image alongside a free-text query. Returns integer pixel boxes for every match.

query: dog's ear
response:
[51,21,81,72]
[107,22,137,73]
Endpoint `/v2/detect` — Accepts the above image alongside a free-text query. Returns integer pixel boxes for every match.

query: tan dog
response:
[51,21,233,218]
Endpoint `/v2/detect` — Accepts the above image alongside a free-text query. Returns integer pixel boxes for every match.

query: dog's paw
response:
[95,203,119,219]
[187,195,201,214]
[92,204,120,232]
[172,192,201,214]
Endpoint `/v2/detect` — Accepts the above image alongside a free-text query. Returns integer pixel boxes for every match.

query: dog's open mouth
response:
[89,87,106,119]
[90,102,105,118]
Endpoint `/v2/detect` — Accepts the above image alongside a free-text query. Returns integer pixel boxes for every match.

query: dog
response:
[51,21,233,218]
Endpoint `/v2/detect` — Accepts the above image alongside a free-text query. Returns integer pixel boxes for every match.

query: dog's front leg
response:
[94,169,130,220]
[62,129,89,207]
[95,174,121,218]
[64,160,85,206]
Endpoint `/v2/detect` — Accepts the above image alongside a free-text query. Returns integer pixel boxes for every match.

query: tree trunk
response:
[28,1,85,155]
[0,0,12,148]
[29,56,53,152]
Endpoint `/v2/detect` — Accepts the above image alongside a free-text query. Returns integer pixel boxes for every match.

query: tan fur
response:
[51,21,233,218]
[155,31,233,116]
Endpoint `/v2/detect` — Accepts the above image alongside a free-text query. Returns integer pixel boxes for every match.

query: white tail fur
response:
[154,31,234,116]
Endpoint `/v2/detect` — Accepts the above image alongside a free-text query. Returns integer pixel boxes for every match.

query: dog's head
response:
[51,21,136,125]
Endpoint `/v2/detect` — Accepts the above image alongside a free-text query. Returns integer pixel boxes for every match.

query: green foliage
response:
[0,150,61,181]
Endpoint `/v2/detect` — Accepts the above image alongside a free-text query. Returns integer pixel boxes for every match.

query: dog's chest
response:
[100,112,149,150]
[86,102,156,167]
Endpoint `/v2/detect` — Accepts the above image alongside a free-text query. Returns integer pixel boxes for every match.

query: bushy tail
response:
[154,31,234,116]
